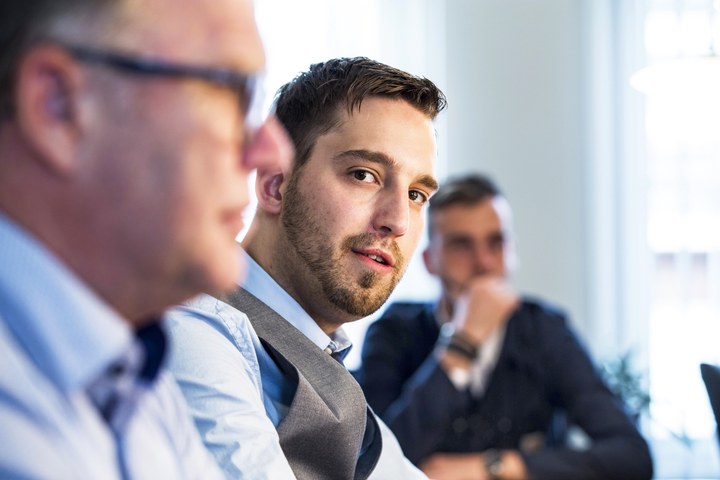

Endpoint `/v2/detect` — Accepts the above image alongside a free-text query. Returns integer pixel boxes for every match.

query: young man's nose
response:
[373,187,409,237]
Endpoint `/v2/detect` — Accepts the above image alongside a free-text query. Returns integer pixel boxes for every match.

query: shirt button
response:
[323,346,333,355]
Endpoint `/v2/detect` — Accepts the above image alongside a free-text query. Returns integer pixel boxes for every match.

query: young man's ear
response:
[255,169,285,214]
[14,44,84,175]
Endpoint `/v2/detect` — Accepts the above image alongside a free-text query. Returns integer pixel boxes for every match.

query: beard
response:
[281,173,406,317]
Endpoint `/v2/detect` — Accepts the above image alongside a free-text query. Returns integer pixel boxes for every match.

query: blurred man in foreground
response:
[0,0,291,477]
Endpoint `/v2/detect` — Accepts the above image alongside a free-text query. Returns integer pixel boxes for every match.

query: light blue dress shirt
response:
[0,213,224,480]
[166,249,427,479]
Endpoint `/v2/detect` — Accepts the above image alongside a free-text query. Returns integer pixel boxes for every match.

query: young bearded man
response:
[166,57,446,479]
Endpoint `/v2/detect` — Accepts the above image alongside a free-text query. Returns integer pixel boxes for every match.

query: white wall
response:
[439,0,591,338]
[347,0,601,364]
[255,0,613,362]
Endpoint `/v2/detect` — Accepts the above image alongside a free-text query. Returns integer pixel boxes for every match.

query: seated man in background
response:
[166,57,446,479]
[0,0,292,477]
[358,174,653,480]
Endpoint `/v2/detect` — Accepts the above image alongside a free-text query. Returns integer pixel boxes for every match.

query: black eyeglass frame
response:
[62,44,261,118]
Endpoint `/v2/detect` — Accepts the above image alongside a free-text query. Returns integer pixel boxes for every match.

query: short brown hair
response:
[273,57,447,169]
[0,0,115,119]
[427,173,502,237]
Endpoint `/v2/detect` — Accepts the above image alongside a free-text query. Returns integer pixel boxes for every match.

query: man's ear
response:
[14,45,84,175]
[422,247,436,275]
[255,168,286,215]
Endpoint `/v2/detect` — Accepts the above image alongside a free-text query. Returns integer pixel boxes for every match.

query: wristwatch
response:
[438,323,480,360]
[484,449,503,480]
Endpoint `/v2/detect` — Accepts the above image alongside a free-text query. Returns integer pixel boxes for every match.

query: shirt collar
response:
[240,249,352,354]
[0,213,136,391]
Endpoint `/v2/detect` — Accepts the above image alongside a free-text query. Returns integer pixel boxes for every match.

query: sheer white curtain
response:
[641,0,720,473]
[597,0,720,476]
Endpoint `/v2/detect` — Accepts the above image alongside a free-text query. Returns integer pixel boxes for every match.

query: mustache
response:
[342,232,404,269]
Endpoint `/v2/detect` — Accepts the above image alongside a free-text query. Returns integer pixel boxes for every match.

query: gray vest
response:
[225,288,382,480]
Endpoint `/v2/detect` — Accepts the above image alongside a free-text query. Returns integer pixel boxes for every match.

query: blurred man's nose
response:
[242,115,294,173]
[472,243,497,275]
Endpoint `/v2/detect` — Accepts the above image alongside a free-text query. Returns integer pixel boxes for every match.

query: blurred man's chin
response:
[196,251,243,298]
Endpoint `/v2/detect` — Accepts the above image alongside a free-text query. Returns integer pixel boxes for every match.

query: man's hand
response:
[420,452,485,480]
[419,451,528,480]
[451,277,519,346]
[437,277,519,383]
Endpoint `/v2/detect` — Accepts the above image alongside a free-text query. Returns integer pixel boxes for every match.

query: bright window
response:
[633,0,720,476]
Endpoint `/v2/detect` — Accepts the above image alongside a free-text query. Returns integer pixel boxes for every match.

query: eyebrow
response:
[335,149,439,192]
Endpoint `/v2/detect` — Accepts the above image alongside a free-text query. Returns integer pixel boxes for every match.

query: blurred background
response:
[250,1,720,476]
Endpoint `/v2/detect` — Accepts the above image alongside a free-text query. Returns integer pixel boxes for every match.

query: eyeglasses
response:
[61,44,263,131]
